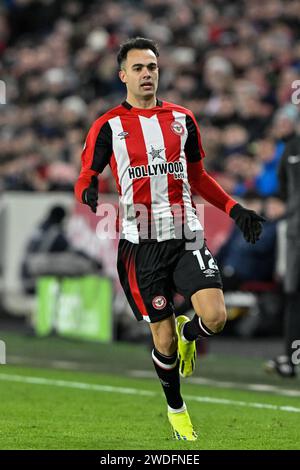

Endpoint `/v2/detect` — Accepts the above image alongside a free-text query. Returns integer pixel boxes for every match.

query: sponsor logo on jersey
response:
[171,121,185,136]
[152,295,167,310]
[128,161,185,179]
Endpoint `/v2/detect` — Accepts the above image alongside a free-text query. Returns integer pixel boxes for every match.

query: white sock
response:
[180,322,189,343]
[168,402,186,414]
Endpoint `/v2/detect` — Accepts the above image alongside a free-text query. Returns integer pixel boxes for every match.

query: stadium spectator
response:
[216,192,282,290]
[215,194,286,338]
[1,0,300,196]
[265,133,300,378]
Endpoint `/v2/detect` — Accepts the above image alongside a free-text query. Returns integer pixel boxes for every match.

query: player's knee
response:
[155,334,178,356]
[200,306,227,333]
[210,307,227,333]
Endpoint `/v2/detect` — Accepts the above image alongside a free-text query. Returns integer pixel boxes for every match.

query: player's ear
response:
[119,69,127,84]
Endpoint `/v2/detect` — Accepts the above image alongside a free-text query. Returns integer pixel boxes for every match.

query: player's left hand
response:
[230,203,266,244]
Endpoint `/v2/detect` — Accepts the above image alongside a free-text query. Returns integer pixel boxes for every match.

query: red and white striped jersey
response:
[75,100,236,242]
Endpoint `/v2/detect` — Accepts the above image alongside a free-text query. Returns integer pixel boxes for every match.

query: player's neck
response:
[126,94,157,109]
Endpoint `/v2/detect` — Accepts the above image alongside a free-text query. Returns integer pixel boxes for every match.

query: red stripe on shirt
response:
[121,114,153,230]
[157,110,185,226]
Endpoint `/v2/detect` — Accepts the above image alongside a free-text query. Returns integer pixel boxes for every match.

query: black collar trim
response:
[122,99,162,110]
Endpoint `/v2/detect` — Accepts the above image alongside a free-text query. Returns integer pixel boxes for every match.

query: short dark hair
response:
[117,37,159,69]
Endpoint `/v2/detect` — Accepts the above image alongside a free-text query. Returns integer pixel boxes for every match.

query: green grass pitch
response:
[0,332,299,450]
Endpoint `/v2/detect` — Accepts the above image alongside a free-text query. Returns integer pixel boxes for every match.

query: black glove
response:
[82,176,98,213]
[230,203,266,244]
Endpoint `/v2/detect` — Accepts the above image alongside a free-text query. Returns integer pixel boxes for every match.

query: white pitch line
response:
[0,373,154,396]
[8,356,300,399]
[0,373,300,414]
[129,370,300,398]
[7,355,95,371]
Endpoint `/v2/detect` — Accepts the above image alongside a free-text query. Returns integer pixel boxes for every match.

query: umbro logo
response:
[159,378,170,387]
[118,131,129,140]
[288,155,300,164]
[203,268,215,277]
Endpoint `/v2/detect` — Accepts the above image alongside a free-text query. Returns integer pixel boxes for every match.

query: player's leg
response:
[117,238,197,440]
[150,316,182,410]
[186,288,227,338]
[283,293,300,375]
[150,316,197,441]
[175,289,226,378]
[264,292,299,377]
[173,237,225,377]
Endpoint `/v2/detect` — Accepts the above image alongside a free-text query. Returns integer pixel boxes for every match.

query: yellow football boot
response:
[176,315,196,378]
[168,408,198,441]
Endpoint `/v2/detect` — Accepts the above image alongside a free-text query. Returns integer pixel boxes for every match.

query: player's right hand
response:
[82,175,98,213]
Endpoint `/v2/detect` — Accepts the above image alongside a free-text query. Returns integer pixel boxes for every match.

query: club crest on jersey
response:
[152,295,167,310]
[171,121,185,136]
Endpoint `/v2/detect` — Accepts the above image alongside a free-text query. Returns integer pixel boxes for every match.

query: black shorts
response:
[117,232,223,323]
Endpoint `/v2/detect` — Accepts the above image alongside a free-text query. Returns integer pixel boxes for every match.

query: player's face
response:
[119,49,159,100]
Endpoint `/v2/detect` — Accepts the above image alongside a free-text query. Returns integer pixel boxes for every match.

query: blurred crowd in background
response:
[0,0,299,196]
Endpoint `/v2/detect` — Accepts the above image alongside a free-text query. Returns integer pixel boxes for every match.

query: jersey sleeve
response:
[184,113,206,162]
[187,153,237,215]
[74,119,113,203]
[183,111,236,214]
